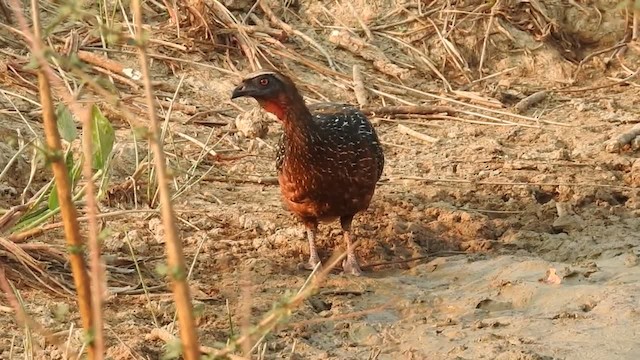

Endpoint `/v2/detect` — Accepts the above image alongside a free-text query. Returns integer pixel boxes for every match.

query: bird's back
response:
[310,103,384,179]
[276,102,384,220]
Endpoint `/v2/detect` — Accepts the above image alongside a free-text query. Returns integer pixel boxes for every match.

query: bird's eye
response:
[259,78,269,86]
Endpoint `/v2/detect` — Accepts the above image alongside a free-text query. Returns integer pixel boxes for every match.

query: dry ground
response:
[1,0,640,359]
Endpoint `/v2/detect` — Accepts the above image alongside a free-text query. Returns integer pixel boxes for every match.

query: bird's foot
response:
[342,254,363,276]
[298,254,322,271]
[298,261,322,271]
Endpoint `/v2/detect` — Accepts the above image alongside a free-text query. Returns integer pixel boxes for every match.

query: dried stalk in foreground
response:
[131,0,200,359]
[15,0,97,357]
[81,105,106,360]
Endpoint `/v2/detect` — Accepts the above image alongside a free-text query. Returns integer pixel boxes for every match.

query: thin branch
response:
[130,0,200,359]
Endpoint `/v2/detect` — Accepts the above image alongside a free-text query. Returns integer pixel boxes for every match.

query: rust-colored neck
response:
[259,90,316,145]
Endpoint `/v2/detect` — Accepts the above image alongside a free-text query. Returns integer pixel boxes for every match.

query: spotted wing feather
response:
[309,103,384,180]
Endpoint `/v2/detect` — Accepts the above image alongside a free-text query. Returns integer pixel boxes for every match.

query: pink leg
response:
[340,215,362,276]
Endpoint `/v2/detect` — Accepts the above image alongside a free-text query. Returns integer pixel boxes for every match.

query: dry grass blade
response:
[384,176,634,190]
[0,236,73,296]
[131,0,200,358]
[375,31,450,90]
[259,0,335,69]
[328,30,409,79]
[375,78,570,127]
[478,0,502,73]
[397,124,440,143]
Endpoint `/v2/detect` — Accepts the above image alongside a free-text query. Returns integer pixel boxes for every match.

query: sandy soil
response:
[1,0,640,359]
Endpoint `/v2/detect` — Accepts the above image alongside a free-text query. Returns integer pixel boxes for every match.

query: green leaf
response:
[55,103,78,142]
[52,303,70,322]
[70,159,82,187]
[155,263,169,276]
[90,105,115,171]
[48,186,59,210]
[24,54,39,70]
[161,338,183,360]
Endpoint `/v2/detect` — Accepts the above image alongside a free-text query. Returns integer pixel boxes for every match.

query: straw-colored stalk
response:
[81,104,106,360]
[14,0,97,358]
[130,0,200,359]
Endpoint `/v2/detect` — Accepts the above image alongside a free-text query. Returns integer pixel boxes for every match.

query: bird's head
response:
[231,70,303,121]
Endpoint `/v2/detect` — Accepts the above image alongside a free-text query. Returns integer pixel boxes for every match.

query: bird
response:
[231,69,384,276]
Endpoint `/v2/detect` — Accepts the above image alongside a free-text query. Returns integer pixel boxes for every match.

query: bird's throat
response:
[259,97,316,146]
[259,100,286,120]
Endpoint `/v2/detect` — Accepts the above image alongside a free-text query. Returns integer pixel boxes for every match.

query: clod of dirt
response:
[0,183,17,197]
[111,142,144,179]
[105,230,149,254]
[540,268,562,285]
[474,320,510,329]
[348,323,379,346]
[307,297,331,313]
[235,107,269,139]
[475,298,514,312]
[424,206,498,246]
[238,213,276,233]
[552,214,585,233]
[629,159,640,187]
[552,202,585,233]
[624,252,638,267]
[148,217,164,244]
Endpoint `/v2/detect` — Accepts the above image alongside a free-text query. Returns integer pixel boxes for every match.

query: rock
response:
[235,108,269,139]
[0,183,17,197]
[349,324,379,346]
[148,218,164,244]
[550,148,570,160]
[552,214,585,232]
[552,202,585,232]
[624,252,638,267]
[630,159,640,187]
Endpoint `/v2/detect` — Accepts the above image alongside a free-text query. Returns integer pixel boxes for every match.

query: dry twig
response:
[352,65,368,107]
[397,124,440,143]
[259,0,335,69]
[362,105,456,116]
[329,30,409,79]
[604,123,640,153]
[514,91,548,114]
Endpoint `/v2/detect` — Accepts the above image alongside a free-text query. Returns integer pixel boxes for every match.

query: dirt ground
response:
[2,0,640,359]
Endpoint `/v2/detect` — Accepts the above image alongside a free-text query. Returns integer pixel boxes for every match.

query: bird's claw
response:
[342,255,363,276]
[299,254,322,271]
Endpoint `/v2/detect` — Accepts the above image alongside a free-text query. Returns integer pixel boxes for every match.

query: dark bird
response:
[231,70,384,275]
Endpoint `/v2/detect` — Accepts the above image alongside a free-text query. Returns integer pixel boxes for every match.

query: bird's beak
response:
[231,82,251,100]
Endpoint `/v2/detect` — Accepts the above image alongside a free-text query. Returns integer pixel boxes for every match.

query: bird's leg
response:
[304,221,321,270]
[340,215,363,276]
